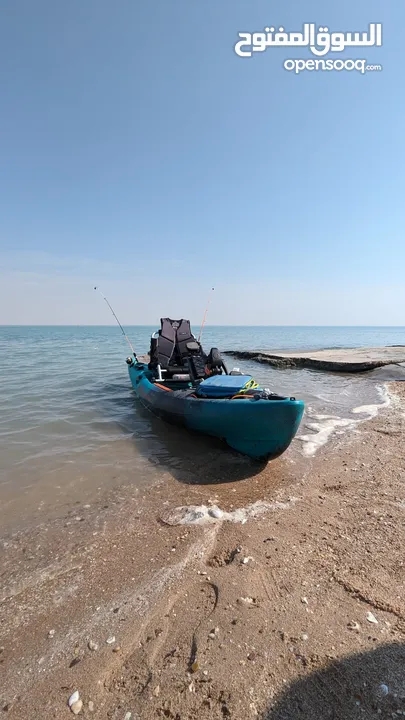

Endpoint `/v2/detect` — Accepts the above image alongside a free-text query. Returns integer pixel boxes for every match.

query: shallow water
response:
[1,326,404,528]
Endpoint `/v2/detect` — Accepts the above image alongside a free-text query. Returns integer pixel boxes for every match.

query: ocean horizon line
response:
[1,324,405,329]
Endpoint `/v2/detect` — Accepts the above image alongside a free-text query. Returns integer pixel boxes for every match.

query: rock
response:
[113,646,121,653]
[301,634,308,641]
[301,597,308,605]
[71,700,83,715]
[153,685,160,697]
[348,621,361,631]
[208,506,222,519]
[88,701,95,712]
[377,683,389,698]
[238,597,256,606]
[68,691,80,707]
[225,348,405,374]
[242,556,254,564]
[106,636,116,644]
[88,640,98,651]
[48,629,55,638]
[191,661,199,672]
[366,612,378,624]
[124,714,132,720]
[208,627,219,639]
[69,657,81,668]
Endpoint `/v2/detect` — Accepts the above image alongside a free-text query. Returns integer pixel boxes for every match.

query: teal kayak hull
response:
[128,362,304,460]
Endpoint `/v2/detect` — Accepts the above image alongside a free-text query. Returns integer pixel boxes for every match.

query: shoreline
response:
[297,381,390,457]
[1,383,405,718]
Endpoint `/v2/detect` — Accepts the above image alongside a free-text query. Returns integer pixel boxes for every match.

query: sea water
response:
[1,325,404,527]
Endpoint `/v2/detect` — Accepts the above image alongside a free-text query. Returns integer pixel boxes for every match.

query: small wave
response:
[298,384,390,456]
[352,383,390,415]
[298,417,356,456]
[160,498,297,526]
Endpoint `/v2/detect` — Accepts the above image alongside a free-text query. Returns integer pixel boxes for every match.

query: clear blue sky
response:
[0,0,403,325]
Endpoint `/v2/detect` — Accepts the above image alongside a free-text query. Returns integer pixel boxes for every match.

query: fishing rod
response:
[94,286,137,358]
[198,287,214,342]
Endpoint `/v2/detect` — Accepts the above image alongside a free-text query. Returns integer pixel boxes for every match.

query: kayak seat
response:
[187,353,207,380]
[148,317,227,383]
[175,319,197,360]
[149,319,176,370]
[149,318,204,370]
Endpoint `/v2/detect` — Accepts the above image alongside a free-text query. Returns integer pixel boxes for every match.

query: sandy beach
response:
[1,383,405,719]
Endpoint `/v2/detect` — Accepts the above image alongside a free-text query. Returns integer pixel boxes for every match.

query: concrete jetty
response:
[224,346,405,373]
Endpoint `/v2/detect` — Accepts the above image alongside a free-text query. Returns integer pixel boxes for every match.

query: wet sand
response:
[1,383,405,719]
[226,346,405,373]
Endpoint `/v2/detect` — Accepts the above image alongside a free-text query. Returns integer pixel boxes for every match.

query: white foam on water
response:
[160,498,297,526]
[352,404,382,416]
[299,417,356,456]
[352,383,390,417]
[298,384,390,457]
[312,413,341,420]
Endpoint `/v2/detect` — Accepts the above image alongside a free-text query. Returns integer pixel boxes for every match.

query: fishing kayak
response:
[126,359,304,460]
[94,290,305,460]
